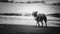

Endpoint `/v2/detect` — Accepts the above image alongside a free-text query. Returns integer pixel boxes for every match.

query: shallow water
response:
[0,15,60,27]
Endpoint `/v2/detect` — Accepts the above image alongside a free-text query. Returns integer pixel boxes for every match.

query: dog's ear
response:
[35,11,38,13]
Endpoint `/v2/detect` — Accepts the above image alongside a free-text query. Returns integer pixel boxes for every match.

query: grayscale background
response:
[0,0,60,34]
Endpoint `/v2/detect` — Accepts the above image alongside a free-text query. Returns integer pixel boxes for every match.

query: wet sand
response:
[0,24,60,34]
